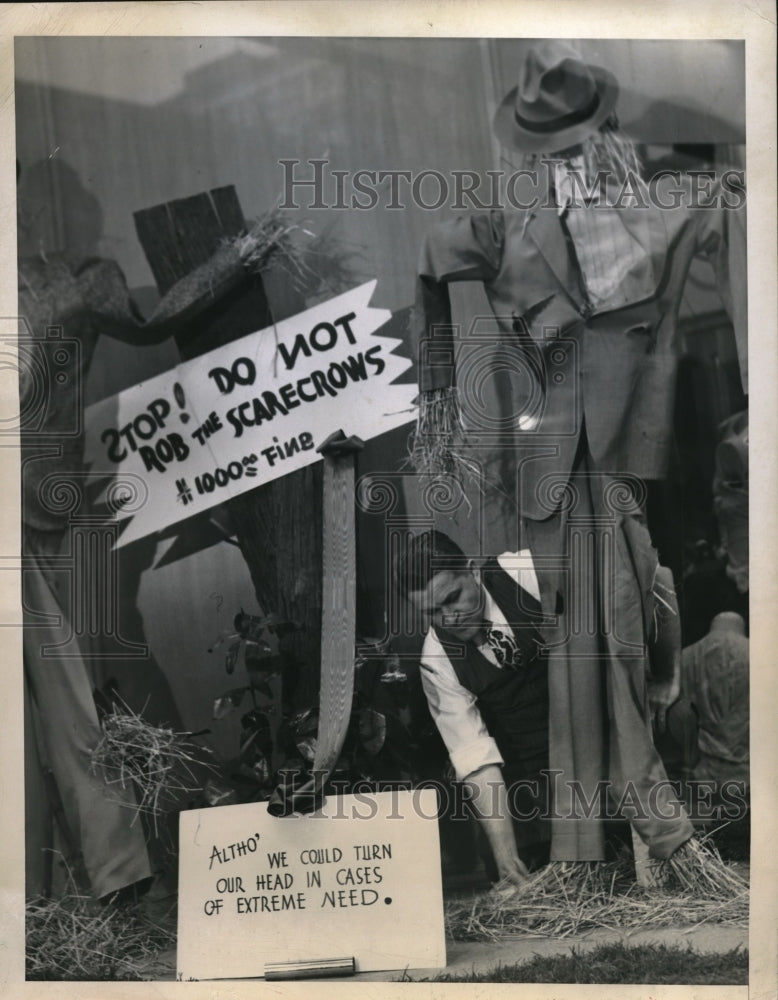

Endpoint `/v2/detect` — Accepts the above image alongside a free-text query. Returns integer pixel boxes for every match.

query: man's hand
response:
[464,764,529,888]
[493,851,531,889]
[648,672,681,734]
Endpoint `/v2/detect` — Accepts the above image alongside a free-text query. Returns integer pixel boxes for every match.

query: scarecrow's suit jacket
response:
[412,175,745,859]
[415,173,747,522]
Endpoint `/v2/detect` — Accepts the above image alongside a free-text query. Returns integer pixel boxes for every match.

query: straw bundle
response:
[90,704,213,836]
[234,205,364,301]
[234,205,316,288]
[408,389,515,510]
[659,836,748,898]
[26,888,174,980]
[445,839,748,941]
[408,387,468,478]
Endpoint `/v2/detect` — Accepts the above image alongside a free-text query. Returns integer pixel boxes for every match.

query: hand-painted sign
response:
[84,282,415,546]
[176,790,445,980]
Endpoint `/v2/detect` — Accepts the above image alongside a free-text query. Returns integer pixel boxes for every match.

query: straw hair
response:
[582,117,645,189]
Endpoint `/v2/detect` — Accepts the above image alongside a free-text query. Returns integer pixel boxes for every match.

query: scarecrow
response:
[410,42,747,873]
[19,176,318,898]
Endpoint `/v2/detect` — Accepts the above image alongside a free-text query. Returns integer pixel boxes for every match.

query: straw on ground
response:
[445,838,748,941]
[26,887,175,980]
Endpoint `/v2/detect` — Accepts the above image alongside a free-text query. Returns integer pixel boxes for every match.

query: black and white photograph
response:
[1,3,776,995]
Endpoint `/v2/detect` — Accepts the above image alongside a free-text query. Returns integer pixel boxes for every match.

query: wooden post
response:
[313,431,364,777]
[264,430,364,814]
[134,187,323,708]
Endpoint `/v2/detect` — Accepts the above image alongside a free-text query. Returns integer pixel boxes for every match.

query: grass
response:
[401,942,748,984]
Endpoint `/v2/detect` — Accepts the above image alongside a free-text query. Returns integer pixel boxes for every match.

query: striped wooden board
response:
[313,431,364,779]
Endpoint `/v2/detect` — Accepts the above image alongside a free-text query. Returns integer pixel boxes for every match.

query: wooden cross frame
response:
[134,186,324,709]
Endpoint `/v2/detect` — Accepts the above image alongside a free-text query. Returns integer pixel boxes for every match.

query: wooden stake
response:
[134,187,322,708]
[313,431,364,779]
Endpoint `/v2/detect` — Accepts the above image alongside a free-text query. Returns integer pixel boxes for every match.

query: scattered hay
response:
[445,839,748,941]
[90,703,214,836]
[26,887,175,981]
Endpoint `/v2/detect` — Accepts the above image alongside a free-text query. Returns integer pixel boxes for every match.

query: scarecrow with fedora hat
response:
[409,41,747,879]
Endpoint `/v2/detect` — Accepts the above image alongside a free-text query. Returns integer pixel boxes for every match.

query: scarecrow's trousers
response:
[523,460,695,862]
[23,528,151,898]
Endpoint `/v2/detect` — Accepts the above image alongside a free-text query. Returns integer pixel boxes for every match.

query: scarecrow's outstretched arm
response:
[413,212,503,393]
[74,248,247,347]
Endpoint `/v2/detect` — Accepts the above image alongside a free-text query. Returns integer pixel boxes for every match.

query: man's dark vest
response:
[436,558,550,845]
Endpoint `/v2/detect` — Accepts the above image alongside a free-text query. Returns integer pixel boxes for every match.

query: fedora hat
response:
[493,41,619,153]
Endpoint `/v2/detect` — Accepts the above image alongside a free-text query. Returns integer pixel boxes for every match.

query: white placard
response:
[176,790,446,980]
[84,281,416,546]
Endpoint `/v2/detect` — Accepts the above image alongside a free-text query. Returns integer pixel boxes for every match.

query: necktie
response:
[485,625,521,669]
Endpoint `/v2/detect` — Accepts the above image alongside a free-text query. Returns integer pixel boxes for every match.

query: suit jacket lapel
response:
[525,205,588,314]
[526,199,674,317]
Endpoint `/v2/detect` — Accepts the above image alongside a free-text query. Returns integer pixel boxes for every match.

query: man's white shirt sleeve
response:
[419,627,504,781]
[419,549,540,781]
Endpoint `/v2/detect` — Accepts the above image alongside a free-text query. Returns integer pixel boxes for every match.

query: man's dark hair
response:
[392,529,469,600]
